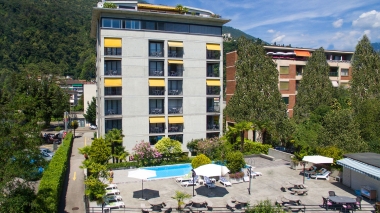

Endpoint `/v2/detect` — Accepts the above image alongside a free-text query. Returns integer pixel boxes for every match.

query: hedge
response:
[32,133,73,213]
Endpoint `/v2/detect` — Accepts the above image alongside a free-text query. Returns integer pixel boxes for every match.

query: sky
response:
[149,0,380,51]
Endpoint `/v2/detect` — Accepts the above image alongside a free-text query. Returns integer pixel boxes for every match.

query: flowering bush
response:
[197,137,224,159]
[132,141,162,166]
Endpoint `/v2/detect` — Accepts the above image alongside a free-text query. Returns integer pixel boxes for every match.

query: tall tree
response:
[105,129,126,163]
[351,35,380,111]
[225,37,287,144]
[84,97,97,125]
[293,47,334,121]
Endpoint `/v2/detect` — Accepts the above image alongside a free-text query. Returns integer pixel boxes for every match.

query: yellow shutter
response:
[104,78,122,87]
[168,60,183,64]
[206,44,221,51]
[168,41,183,47]
[149,117,165,123]
[206,79,221,86]
[280,66,289,75]
[149,79,165,87]
[104,38,122,48]
[279,82,289,90]
[168,116,184,123]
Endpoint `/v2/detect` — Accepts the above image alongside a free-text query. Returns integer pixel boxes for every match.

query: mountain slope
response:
[222,26,268,44]
[372,42,380,52]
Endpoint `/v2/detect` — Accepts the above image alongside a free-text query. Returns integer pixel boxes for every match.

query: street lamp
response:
[191,169,196,196]
[247,166,252,195]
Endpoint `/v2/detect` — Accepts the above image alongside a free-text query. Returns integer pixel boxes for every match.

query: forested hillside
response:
[0,0,97,79]
[372,42,380,52]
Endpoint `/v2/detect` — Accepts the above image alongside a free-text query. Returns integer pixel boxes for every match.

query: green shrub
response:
[226,151,245,173]
[246,199,285,213]
[106,161,139,169]
[103,2,117,8]
[32,133,73,213]
[244,139,272,154]
[191,154,211,169]
[54,126,62,131]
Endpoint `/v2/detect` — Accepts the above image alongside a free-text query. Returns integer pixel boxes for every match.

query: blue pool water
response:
[143,163,192,179]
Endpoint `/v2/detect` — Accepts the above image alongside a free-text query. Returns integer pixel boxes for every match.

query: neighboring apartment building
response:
[226,46,353,118]
[90,1,229,152]
[59,79,95,107]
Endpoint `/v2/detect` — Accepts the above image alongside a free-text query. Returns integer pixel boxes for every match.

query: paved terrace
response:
[89,157,376,212]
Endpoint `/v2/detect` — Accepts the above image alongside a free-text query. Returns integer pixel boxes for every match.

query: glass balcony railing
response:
[168,125,183,133]
[149,107,164,114]
[168,107,183,114]
[207,50,220,60]
[105,87,122,96]
[105,108,122,115]
[207,123,220,130]
[149,126,165,133]
[168,89,183,95]
[104,48,121,56]
[104,68,121,76]
[149,70,164,77]
[207,106,220,112]
[168,51,183,58]
[149,88,165,96]
[329,72,339,77]
[207,87,220,95]
[149,50,164,57]
[169,70,183,77]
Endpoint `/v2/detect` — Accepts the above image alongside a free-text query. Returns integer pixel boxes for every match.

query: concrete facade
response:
[83,84,97,125]
[91,4,229,152]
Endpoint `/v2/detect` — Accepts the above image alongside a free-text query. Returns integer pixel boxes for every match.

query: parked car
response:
[40,148,54,157]
[104,195,123,201]
[103,198,125,209]
[40,151,52,161]
[90,124,97,130]
[105,184,120,195]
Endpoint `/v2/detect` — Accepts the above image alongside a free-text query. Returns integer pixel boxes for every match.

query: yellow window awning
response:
[294,50,310,57]
[149,79,165,87]
[168,60,183,64]
[149,117,165,123]
[206,79,221,86]
[104,38,122,48]
[168,41,183,47]
[104,78,122,87]
[168,116,184,123]
[206,44,221,51]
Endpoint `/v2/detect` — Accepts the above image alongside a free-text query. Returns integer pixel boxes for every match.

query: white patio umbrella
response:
[194,164,230,177]
[301,155,334,183]
[128,169,156,199]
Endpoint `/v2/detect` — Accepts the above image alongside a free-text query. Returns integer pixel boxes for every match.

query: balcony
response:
[207,86,220,95]
[207,105,220,113]
[149,70,164,77]
[168,89,183,96]
[207,50,220,60]
[169,70,183,77]
[168,51,183,58]
[105,108,122,115]
[104,47,121,56]
[207,123,220,131]
[105,119,122,133]
[149,125,165,134]
[207,63,220,77]
[168,134,183,143]
[104,68,121,76]
[168,64,184,77]
[329,72,339,77]
[105,100,122,115]
[168,124,183,133]
[149,87,165,96]
[149,107,164,115]
[168,107,183,114]
[105,87,122,96]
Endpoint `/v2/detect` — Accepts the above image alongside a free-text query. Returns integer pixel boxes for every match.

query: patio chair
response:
[204,177,216,188]
[328,191,336,196]
[355,196,362,210]
[219,177,232,187]
[175,173,191,182]
[281,182,294,192]
[206,200,213,210]
[141,203,151,213]
[322,196,334,210]
[342,204,354,213]
[226,199,235,210]
[181,180,196,187]
[275,196,285,206]
[161,202,172,213]
[310,171,330,180]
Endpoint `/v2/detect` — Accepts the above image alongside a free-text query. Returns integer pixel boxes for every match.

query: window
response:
[279,82,289,90]
[149,61,164,75]
[105,119,122,132]
[149,41,164,57]
[282,97,289,105]
[125,20,140,29]
[341,69,349,76]
[165,23,189,33]
[104,60,121,75]
[280,66,289,75]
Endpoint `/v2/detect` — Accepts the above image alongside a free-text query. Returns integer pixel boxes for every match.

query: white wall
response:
[83,84,97,125]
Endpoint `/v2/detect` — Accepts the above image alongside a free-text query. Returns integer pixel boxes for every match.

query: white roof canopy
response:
[302,155,334,164]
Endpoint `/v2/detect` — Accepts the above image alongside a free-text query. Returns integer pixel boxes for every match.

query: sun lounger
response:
[204,177,216,188]
[310,171,331,180]
[206,200,213,210]
[181,180,197,187]
[141,203,151,213]
[226,199,235,210]
[219,177,232,187]
[161,202,172,213]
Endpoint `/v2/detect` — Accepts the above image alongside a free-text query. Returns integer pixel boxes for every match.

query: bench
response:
[260,153,275,161]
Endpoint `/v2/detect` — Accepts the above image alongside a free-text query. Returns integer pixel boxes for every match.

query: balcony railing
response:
[105,87,122,96]
[168,125,183,132]
[168,89,183,95]
[149,51,164,57]
[104,48,121,56]
[169,70,183,77]
[207,51,220,60]
[168,107,183,114]
[149,70,164,77]
[104,68,121,76]
[149,107,164,114]
[207,71,220,77]
[207,87,220,95]
[329,72,339,77]
[149,126,164,133]
[296,71,302,76]
[207,123,220,130]
[168,51,183,58]
[149,89,165,96]
[207,106,220,112]
[105,108,122,115]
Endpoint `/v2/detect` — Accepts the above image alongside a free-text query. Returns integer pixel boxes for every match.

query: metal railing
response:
[105,68,122,76]
[329,72,339,77]
[149,107,164,114]
[168,107,183,114]
[105,48,122,56]
[168,51,183,58]
[207,106,220,112]
[149,51,164,57]
[105,88,122,96]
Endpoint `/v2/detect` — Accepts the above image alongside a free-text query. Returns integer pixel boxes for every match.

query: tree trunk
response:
[240,131,244,152]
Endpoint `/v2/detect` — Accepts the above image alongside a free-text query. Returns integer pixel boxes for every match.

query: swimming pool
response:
[143,163,192,179]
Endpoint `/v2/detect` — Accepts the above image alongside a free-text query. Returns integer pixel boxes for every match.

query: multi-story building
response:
[90,1,229,152]
[226,46,353,118]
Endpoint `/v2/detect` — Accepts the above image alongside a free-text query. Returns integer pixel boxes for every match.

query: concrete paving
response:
[89,158,375,212]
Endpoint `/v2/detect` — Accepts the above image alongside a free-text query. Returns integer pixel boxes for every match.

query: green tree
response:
[84,97,97,125]
[70,120,79,137]
[191,154,211,169]
[105,129,126,163]
[103,2,117,8]
[155,137,182,160]
[225,37,287,144]
[351,35,380,111]
[171,191,191,210]
[89,138,112,165]
[247,199,285,213]
[293,47,334,121]
[226,151,245,173]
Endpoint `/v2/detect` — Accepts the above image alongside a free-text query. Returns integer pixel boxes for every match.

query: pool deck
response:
[90,157,376,212]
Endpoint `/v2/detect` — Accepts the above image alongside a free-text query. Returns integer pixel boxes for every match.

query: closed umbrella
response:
[194,164,230,177]
[128,169,156,199]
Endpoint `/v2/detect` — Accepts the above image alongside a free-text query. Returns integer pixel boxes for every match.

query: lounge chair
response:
[204,177,216,188]
[219,177,232,187]
[181,180,197,187]
[226,199,235,210]
[162,202,172,213]
[281,182,294,191]
[322,196,334,210]
[310,171,331,180]
[141,203,151,213]
[206,200,213,210]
